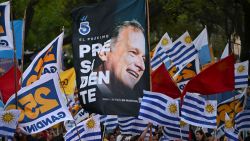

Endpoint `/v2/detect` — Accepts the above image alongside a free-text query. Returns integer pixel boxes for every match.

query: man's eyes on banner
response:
[5,87,60,122]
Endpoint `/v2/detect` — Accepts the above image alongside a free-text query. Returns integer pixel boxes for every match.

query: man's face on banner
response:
[106,26,146,89]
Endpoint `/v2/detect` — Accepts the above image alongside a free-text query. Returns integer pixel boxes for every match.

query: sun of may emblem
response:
[86,118,96,129]
[1,112,15,124]
[168,103,178,114]
[180,120,187,127]
[225,119,234,129]
[237,65,245,73]
[205,104,214,114]
[161,38,169,46]
[184,36,192,44]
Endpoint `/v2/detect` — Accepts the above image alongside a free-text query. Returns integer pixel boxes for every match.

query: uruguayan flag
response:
[64,115,101,141]
[0,110,20,137]
[235,60,249,88]
[162,120,189,141]
[118,116,153,136]
[100,115,118,131]
[224,113,239,141]
[166,31,198,68]
[235,110,250,131]
[151,32,172,71]
[139,90,180,128]
[193,27,211,65]
[181,92,217,129]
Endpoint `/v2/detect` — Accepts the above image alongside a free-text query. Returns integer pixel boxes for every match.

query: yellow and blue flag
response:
[4,74,73,134]
[59,68,76,95]
[22,32,63,87]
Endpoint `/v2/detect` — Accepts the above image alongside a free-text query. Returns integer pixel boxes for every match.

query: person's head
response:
[108,133,115,141]
[98,20,146,90]
[195,129,206,141]
[205,132,214,141]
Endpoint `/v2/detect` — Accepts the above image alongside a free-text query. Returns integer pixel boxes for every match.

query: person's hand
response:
[148,122,153,127]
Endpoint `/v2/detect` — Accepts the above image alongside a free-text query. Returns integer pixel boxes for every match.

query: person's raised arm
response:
[138,122,152,141]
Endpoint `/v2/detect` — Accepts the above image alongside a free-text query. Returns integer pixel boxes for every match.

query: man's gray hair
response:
[110,20,144,46]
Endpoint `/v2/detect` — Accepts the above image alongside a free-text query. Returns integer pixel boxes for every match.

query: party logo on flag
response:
[22,32,63,87]
[217,90,246,129]
[4,75,73,134]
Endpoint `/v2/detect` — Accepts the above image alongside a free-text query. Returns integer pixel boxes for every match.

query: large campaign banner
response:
[4,75,73,134]
[72,0,149,115]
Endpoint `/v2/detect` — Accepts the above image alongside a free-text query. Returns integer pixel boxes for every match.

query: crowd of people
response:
[0,116,246,141]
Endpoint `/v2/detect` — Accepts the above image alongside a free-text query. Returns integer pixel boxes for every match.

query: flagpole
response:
[146,0,152,91]
[20,9,27,84]
[10,0,18,109]
[57,72,81,140]
[102,124,106,141]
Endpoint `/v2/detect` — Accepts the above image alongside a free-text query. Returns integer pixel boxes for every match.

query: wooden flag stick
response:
[20,9,27,84]
[146,0,152,91]
[10,0,18,109]
[56,72,81,140]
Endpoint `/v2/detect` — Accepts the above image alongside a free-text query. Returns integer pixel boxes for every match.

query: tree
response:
[5,0,249,68]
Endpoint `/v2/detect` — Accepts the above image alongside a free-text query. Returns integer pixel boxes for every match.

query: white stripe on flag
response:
[139,90,180,128]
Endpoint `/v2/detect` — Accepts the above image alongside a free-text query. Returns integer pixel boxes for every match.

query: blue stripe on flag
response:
[175,49,198,66]
[235,75,248,79]
[181,114,216,127]
[181,108,216,121]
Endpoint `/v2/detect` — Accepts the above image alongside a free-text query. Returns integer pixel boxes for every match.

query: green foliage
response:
[1,0,248,68]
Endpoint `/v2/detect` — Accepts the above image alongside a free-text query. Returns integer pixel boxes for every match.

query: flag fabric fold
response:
[139,90,180,128]
[64,115,101,141]
[182,55,235,96]
[0,66,21,103]
[181,92,217,129]
[151,64,181,99]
